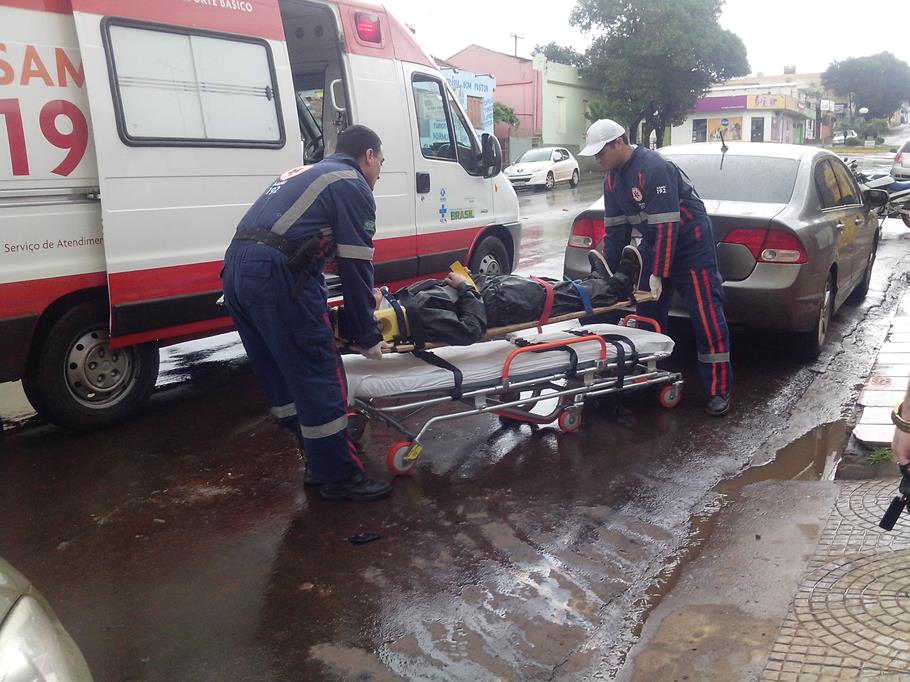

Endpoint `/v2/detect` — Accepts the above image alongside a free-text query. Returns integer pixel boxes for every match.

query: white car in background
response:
[892,139,910,180]
[504,147,580,190]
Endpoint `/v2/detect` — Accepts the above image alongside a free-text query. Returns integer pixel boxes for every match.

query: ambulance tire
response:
[903,214,910,229]
[31,300,159,431]
[469,236,510,276]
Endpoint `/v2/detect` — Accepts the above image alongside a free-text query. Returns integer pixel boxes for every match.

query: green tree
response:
[571,0,749,147]
[531,42,587,68]
[493,102,520,128]
[822,53,910,119]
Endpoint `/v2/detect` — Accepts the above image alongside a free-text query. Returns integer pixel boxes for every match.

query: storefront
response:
[671,93,810,145]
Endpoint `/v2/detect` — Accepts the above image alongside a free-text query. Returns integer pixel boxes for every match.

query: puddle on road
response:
[623,420,847,671]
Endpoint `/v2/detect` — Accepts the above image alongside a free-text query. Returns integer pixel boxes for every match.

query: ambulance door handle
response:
[416,172,431,194]
[329,79,346,113]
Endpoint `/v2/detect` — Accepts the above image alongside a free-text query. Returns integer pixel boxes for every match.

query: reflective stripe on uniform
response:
[270,403,297,419]
[299,414,348,440]
[698,352,731,364]
[271,170,360,236]
[648,211,681,224]
[604,215,628,227]
[336,244,375,260]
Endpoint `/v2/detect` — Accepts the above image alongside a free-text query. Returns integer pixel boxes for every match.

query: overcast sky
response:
[381,0,910,77]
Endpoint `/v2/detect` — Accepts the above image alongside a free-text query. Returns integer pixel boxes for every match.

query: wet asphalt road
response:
[3,176,910,681]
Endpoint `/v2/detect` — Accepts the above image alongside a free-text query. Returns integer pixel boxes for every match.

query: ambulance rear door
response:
[69,0,300,342]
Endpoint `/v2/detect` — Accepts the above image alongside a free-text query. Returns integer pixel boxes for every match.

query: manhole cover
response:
[791,549,910,672]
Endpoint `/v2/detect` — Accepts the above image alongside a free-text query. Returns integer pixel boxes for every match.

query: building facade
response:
[446,45,601,165]
[438,65,496,136]
[670,72,845,146]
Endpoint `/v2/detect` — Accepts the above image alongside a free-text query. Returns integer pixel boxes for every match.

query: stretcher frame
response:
[347,314,682,475]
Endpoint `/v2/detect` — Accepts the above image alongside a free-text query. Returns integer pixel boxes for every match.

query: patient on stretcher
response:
[335,245,643,349]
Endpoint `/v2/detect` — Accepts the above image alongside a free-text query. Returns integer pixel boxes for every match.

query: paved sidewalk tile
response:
[761,481,910,680]
[866,366,910,379]
[878,342,910,354]
[873,354,910,366]
[857,390,905,408]
[853,424,895,448]
[857,406,893,424]
[863,375,910,391]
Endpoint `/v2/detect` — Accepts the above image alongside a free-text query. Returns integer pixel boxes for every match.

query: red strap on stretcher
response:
[530,276,554,333]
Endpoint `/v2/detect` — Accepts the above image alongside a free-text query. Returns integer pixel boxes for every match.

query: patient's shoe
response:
[610,245,643,298]
[587,250,613,278]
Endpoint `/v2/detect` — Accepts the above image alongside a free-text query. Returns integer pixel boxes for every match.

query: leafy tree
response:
[493,102,520,128]
[531,42,587,68]
[585,99,614,122]
[571,0,749,147]
[822,53,910,119]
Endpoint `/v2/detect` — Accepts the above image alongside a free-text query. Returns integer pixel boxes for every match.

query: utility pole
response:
[509,32,524,57]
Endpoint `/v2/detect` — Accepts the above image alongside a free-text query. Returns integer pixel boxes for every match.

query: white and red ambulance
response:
[0,0,520,430]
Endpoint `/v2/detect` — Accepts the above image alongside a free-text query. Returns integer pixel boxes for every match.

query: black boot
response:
[587,250,613,278]
[611,245,642,299]
[706,395,731,417]
[319,473,392,501]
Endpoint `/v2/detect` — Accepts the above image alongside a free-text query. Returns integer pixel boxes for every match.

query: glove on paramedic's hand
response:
[648,275,663,300]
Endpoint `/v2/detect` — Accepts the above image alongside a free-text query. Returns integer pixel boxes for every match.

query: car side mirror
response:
[864,188,890,208]
[481,133,503,178]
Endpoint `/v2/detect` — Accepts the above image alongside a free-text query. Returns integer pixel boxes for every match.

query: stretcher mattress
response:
[342,321,674,404]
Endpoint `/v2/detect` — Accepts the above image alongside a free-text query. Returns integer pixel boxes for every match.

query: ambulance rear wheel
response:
[903,214,910,229]
[30,300,159,431]
[386,440,421,476]
[469,236,510,276]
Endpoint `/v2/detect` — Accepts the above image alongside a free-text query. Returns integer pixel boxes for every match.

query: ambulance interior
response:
[279,0,348,164]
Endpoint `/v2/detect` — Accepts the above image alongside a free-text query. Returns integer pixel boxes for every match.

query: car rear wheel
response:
[545,172,555,191]
[569,169,579,188]
[903,214,910,229]
[469,236,510,276]
[798,273,834,360]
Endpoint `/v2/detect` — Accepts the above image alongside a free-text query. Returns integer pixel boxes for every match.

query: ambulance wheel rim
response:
[476,254,502,275]
[65,328,136,407]
[658,384,682,409]
[387,440,420,476]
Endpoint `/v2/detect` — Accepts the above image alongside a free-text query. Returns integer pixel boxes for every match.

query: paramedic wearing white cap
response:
[580,119,732,417]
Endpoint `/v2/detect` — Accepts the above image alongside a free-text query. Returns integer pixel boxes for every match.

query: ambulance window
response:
[446,91,481,174]
[104,22,283,147]
[411,78,456,161]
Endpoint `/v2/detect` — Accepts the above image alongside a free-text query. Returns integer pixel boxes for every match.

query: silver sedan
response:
[564,143,887,358]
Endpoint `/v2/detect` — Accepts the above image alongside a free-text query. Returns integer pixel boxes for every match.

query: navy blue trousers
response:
[222,241,362,483]
[636,236,733,399]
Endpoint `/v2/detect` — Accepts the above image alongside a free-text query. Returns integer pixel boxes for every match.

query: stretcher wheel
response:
[658,384,682,410]
[557,409,582,433]
[346,413,367,443]
[386,440,423,476]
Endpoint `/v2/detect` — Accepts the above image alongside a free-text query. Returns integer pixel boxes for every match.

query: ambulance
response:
[0,0,520,430]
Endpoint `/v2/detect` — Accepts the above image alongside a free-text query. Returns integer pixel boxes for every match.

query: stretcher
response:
[342,315,682,475]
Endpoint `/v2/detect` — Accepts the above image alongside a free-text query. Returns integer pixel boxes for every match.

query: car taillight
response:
[567,216,606,249]
[722,228,807,264]
[355,12,382,43]
[897,152,904,164]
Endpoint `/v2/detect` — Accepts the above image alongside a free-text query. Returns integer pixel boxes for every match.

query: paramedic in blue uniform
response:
[579,119,732,417]
[222,125,391,500]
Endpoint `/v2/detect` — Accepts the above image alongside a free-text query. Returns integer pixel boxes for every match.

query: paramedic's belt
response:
[232,228,320,275]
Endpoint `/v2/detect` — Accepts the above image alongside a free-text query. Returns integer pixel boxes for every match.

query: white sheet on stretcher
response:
[342,321,674,405]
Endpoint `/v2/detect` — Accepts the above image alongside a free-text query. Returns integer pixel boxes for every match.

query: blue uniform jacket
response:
[603,146,712,278]
[237,154,380,348]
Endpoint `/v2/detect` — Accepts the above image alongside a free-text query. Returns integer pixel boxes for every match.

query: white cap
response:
[579,119,626,156]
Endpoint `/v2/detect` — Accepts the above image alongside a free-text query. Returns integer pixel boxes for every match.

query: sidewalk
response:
[618,295,910,681]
